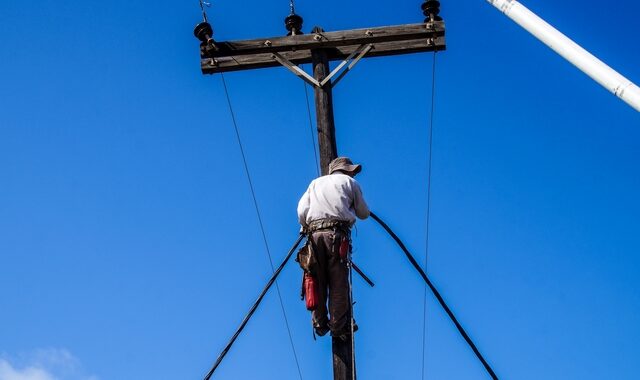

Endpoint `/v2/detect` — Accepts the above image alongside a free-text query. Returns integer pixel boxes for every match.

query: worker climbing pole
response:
[297,157,370,379]
[193,2,500,380]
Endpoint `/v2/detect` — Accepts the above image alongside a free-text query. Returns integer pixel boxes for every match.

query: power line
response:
[421,51,438,380]
[370,212,499,380]
[219,74,304,380]
[302,72,320,176]
[204,235,305,380]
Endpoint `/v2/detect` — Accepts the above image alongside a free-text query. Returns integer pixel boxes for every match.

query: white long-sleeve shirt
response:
[297,173,370,227]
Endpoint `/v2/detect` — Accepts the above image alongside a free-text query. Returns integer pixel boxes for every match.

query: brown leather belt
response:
[306,219,351,234]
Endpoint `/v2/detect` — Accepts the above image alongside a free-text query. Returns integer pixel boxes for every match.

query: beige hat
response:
[329,157,362,175]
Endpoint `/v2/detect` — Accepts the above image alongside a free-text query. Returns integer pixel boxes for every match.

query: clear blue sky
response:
[1,0,639,379]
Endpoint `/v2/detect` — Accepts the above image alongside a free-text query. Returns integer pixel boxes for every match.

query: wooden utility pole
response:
[311,41,338,174]
[195,3,445,379]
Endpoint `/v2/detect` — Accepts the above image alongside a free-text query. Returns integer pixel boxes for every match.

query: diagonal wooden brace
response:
[200,22,445,74]
[272,52,321,87]
[329,44,374,88]
[271,44,374,88]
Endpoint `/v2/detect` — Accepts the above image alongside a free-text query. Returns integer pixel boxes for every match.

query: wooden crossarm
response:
[201,22,444,59]
[201,35,445,74]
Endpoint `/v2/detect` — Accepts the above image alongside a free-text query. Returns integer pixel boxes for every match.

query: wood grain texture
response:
[312,49,338,176]
[201,36,446,74]
[201,22,445,59]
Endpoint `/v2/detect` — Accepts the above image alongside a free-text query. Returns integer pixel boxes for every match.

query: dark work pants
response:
[310,229,351,335]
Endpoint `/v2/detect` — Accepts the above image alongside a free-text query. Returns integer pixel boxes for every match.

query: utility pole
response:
[194,2,445,379]
[311,43,338,174]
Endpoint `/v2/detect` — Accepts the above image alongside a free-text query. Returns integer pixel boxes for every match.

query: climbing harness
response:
[298,221,374,337]
[305,218,351,234]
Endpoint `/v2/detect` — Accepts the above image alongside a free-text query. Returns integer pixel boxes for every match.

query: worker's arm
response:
[297,187,311,227]
[352,181,370,220]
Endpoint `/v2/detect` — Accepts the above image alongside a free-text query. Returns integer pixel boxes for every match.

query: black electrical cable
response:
[302,77,320,176]
[369,212,499,380]
[204,234,306,380]
[348,258,356,380]
[198,0,209,23]
[421,51,438,379]
[219,74,304,380]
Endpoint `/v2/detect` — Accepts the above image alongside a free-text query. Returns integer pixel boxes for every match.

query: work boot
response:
[314,323,330,337]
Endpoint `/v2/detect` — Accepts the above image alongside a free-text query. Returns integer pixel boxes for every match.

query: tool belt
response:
[298,219,353,311]
[296,241,318,307]
[296,219,351,276]
[305,218,351,234]
[296,242,317,274]
[300,219,352,269]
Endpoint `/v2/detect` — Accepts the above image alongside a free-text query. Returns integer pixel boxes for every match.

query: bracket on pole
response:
[200,22,445,74]
[329,44,374,88]
[272,44,374,88]
[272,52,320,87]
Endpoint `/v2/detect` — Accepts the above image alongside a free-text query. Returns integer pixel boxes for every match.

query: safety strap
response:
[306,218,351,234]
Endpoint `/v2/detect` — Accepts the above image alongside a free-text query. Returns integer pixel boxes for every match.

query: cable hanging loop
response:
[218,74,304,380]
[369,211,499,380]
[203,234,306,380]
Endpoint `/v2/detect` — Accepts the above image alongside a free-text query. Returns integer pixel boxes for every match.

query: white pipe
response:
[487,0,640,112]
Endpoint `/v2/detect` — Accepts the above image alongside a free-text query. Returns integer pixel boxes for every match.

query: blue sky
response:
[1,0,639,379]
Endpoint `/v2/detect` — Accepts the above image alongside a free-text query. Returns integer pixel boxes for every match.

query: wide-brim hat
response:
[329,157,362,175]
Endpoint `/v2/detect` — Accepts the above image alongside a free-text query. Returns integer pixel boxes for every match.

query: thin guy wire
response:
[302,75,320,176]
[220,74,304,380]
[198,0,210,22]
[421,51,437,380]
[349,260,356,380]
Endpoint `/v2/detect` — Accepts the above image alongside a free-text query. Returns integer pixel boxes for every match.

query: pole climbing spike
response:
[421,0,443,22]
[285,0,304,35]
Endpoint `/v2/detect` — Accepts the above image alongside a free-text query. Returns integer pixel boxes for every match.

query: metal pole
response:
[487,0,640,112]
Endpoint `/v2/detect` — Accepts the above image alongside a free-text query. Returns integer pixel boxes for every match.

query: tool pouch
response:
[296,240,317,274]
[339,236,351,260]
[303,272,318,311]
